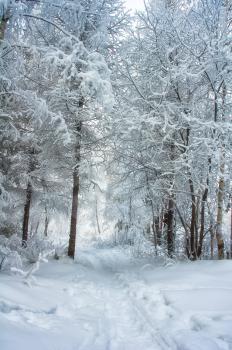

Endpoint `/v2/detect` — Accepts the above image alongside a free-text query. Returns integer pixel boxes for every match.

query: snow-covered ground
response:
[1,246,232,350]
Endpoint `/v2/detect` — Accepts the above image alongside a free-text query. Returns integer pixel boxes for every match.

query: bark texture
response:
[0,7,10,40]
[165,197,175,257]
[216,172,225,259]
[215,83,226,260]
[189,178,197,260]
[68,169,80,258]
[68,121,82,258]
[197,187,208,258]
[22,182,32,246]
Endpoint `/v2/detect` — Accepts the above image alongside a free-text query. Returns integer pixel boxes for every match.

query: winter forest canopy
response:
[1,0,232,262]
[1,0,232,349]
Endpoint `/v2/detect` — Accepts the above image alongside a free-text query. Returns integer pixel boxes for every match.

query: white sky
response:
[125,0,144,11]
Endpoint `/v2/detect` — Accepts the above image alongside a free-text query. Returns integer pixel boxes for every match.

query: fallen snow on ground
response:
[1,246,232,350]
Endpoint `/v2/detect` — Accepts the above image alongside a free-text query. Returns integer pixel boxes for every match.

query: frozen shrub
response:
[7,234,22,252]
[0,235,22,272]
[22,237,54,263]
[131,232,156,258]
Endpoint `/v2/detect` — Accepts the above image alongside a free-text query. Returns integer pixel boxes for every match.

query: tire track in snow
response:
[66,258,170,350]
[111,271,176,350]
[75,249,176,349]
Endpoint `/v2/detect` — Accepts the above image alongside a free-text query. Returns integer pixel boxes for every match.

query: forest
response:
[0,0,232,349]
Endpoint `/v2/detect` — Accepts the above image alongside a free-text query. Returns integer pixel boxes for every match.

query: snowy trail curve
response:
[1,247,232,350]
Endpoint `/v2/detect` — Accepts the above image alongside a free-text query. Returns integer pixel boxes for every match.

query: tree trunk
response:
[197,186,208,258]
[34,219,40,236]
[189,177,197,260]
[0,16,8,40]
[0,0,40,41]
[68,121,82,259]
[149,200,157,252]
[166,197,174,257]
[194,196,199,254]
[44,209,49,237]
[216,83,226,260]
[68,169,80,258]
[155,215,162,246]
[208,217,214,259]
[165,139,176,258]
[0,6,10,40]
[174,202,190,257]
[22,182,32,247]
[22,149,36,246]
[216,169,225,259]
[151,218,157,252]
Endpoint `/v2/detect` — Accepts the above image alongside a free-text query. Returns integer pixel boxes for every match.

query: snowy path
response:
[1,247,232,350]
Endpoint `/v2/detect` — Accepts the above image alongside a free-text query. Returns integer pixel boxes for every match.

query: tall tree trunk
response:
[0,6,10,40]
[195,196,200,253]
[152,217,157,253]
[34,219,40,236]
[0,0,40,41]
[197,186,208,258]
[22,149,36,246]
[150,199,157,252]
[189,177,197,260]
[216,83,226,260]
[68,121,82,259]
[144,171,158,253]
[0,16,8,40]
[165,140,176,258]
[208,209,214,260]
[166,197,174,257]
[155,215,162,246]
[68,169,80,258]
[22,182,32,246]
[44,207,49,237]
[216,161,225,259]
